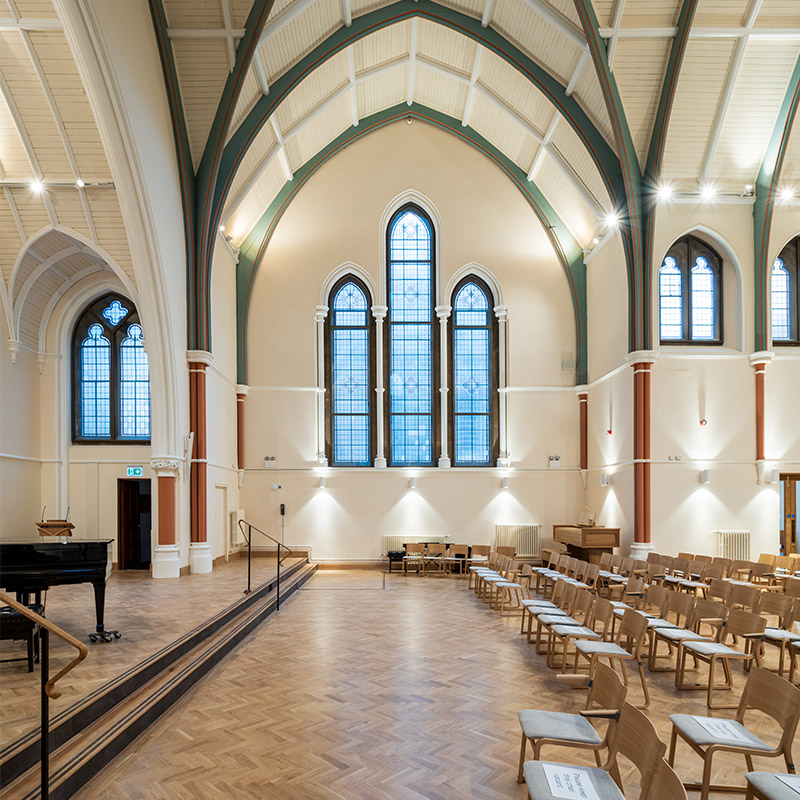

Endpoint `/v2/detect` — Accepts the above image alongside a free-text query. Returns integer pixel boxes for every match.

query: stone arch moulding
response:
[378,190,443,306]
[767,230,800,349]
[320,262,378,308]
[652,224,746,353]
[445,263,504,307]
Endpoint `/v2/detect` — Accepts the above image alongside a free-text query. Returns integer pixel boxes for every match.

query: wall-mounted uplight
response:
[319,477,326,489]
[409,477,416,489]
[501,476,509,489]
[600,473,612,487]
[699,469,712,484]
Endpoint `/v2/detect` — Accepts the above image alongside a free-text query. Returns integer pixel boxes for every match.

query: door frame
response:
[779,473,799,555]
[117,478,152,570]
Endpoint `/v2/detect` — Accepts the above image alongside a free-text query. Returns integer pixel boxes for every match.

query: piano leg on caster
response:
[88,582,121,642]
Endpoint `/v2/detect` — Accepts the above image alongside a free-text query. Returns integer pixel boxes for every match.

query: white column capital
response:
[493,304,508,321]
[625,350,657,366]
[235,384,249,397]
[575,384,589,398]
[435,304,452,319]
[150,457,182,477]
[371,304,388,320]
[8,339,21,363]
[187,349,214,366]
[315,305,329,322]
[749,350,774,367]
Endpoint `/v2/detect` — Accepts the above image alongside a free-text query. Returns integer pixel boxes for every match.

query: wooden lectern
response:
[36,520,74,537]
[553,524,619,564]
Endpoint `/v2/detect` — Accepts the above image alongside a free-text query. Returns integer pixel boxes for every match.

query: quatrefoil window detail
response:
[102,300,128,326]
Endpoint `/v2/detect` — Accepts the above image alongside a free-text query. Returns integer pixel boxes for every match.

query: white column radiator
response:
[713,530,751,560]
[493,524,542,557]
[382,534,447,555]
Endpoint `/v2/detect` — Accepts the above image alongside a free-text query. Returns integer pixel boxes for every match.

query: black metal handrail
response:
[0,591,88,800]
[237,520,293,609]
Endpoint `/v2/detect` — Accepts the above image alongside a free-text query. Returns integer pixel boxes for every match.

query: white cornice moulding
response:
[186,349,214,366]
[749,350,774,366]
[150,457,182,476]
[625,350,658,365]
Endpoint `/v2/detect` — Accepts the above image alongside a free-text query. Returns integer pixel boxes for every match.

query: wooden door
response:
[782,475,798,555]
[117,479,152,569]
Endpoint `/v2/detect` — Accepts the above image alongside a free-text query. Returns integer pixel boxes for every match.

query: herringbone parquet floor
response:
[0,557,305,747]
[73,571,795,799]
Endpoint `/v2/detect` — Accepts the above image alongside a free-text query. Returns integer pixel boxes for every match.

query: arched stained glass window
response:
[80,324,111,437]
[772,237,799,345]
[327,278,373,465]
[659,257,683,340]
[658,235,722,344]
[73,294,150,442]
[387,205,436,466]
[451,279,496,466]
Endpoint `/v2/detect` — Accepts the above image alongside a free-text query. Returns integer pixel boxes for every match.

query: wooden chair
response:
[758,553,777,567]
[442,543,469,575]
[791,640,800,684]
[729,583,761,613]
[678,552,695,561]
[677,608,766,708]
[522,703,669,800]
[572,608,650,708]
[708,577,733,605]
[763,597,800,676]
[669,667,800,800]
[516,663,626,782]
[695,554,713,565]
[422,542,446,576]
[713,556,733,577]
[520,578,570,640]
[676,559,709,594]
[463,544,491,578]
[746,771,800,800]
[545,589,595,668]
[402,543,424,574]
[530,583,582,653]
[548,596,615,670]
[496,545,516,558]
[663,557,690,588]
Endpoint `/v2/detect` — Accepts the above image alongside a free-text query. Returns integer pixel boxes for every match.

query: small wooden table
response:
[553,524,620,565]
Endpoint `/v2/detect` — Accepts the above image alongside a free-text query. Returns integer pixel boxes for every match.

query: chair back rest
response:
[758,590,790,625]
[623,576,645,601]
[690,598,728,635]
[666,590,694,625]
[405,543,424,554]
[588,597,615,636]
[757,552,777,566]
[609,554,623,572]
[545,551,561,569]
[616,608,648,657]
[646,552,661,564]
[551,579,568,607]
[738,667,800,747]
[573,560,588,582]
[694,554,713,564]
[649,760,688,800]
[659,554,674,568]
[561,582,579,613]
[703,562,725,581]
[583,563,599,588]
[426,543,445,556]
[729,559,752,580]
[644,584,670,617]
[599,552,612,569]
[471,544,491,557]
[449,544,469,557]
[565,557,578,577]
[685,560,707,580]
[496,545,516,557]
[723,608,766,644]
[749,562,772,582]
[572,588,594,622]
[787,577,800,599]
[712,556,732,575]
[677,552,694,562]
[588,662,627,712]
[730,583,760,612]
[774,554,794,573]
[619,557,635,576]
[518,563,533,579]
[708,578,733,603]
[610,703,667,797]
[669,557,689,576]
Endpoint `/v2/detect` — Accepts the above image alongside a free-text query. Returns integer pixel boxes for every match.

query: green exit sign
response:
[126,466,144,477]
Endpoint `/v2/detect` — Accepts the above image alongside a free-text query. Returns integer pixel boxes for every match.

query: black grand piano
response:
[0,539,120,642]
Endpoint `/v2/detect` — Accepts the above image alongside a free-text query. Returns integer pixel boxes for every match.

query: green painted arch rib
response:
[642,0,699,346]
[754,52,800,351]
[217,0,626,235]
[193,0,276,350]
[235,104,587,385]
[572,0,645,352]
[148,0,197,346]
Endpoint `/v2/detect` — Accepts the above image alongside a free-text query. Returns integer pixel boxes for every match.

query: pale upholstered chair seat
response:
[574,640,629,658]
[678,579,707,591]
[523,761,623,800]
[550,624,599,639]
[518,710,602,745]
[536,614,580,626]
[764,628,800,642]
[682,641,746,658]
[521,598,558,609]
[521,600,560,612]
[746,772,800,799]
[645,617,678,629]
[657,627,709,642]
[669,715,771,751]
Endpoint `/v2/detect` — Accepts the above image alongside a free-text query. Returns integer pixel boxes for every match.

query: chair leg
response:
[667,727,678,766]
[700,752,714,800]
[517,733,527,783]
[636,660,650,709]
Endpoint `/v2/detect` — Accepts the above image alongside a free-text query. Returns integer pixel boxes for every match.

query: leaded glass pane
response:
[388,208,434,465]
[81,323,111,437]
[454,282,489,326]
[772,258,791,341]
[330,281,371,466]
[690,256,715,340]
[659,256,683,340]
[120,324,151,437]
[332,282,368,327]
[454,329,490,414]
[102,299,128,326]
[455,415,490,465]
